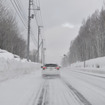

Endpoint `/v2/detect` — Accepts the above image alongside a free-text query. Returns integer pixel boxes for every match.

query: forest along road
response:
[0,68,105,105]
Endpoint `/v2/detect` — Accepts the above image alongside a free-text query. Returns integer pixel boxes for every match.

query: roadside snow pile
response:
[0,49,14,60]
[0,49,27,62]
[70,57,105,75]
[71,57,105,68]
[0,49,41,81]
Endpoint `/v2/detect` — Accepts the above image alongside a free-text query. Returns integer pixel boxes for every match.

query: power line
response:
[10,0,44,61]
[37,0,44,26]
[10,0,28,29]
[16,0,38,45]
[15,0,27,21]
[32,0,44,62]
[32,0,44,40]
[32,2,39,26]
[9,0,38,47]
[33,0,43,26]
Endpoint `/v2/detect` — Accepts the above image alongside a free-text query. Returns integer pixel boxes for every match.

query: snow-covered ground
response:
[61,69,105,105]
[0,49,41,82]
[69,56,105,77]
[0,49,105,105]
[0,68,105,105]
[71,56,105,68]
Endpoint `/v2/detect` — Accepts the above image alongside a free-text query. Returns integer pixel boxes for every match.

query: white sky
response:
[6,0,104,64]
[39,0,104,64]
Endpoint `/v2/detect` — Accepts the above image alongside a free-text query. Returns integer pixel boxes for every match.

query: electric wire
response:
[14,0,38,45]
[12,0,37,46]
[10,0,44,48]
[33,0,44,40]
[15,0,27,21]
[19,0,38,45]
[37,0,44,26]
[32,2,39,26]
[10,0,27,29]
[33,0,43,26]
[10,0,38,47]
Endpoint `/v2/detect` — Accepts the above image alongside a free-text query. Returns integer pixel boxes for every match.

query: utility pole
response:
[41,39,45,65]
[27,0,33,61]
[27,0,42,62]
[41,39,43,64]
[43,47,46,65]
[37,26,43,62]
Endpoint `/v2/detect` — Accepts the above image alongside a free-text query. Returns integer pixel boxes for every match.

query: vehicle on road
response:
[41,63,60,77]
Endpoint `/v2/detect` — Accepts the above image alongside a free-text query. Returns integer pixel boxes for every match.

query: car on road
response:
[41,63,60,77]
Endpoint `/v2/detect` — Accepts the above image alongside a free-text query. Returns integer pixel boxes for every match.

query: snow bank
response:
[69,57,105,75]
[71,57,105,69]
[0,49,41,81]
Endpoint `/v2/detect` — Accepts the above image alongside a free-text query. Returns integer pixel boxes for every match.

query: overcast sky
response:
[39,0,104,64]
[7,0,104,64]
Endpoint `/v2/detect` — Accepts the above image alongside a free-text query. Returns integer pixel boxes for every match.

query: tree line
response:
[62,7,105,66]
[0,3,26,58]
[0,2,37,61]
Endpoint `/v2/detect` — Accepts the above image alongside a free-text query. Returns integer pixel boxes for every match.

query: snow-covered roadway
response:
[0,68,105,105]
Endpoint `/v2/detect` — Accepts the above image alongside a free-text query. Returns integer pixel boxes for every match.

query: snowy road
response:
[0,68,105,105]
